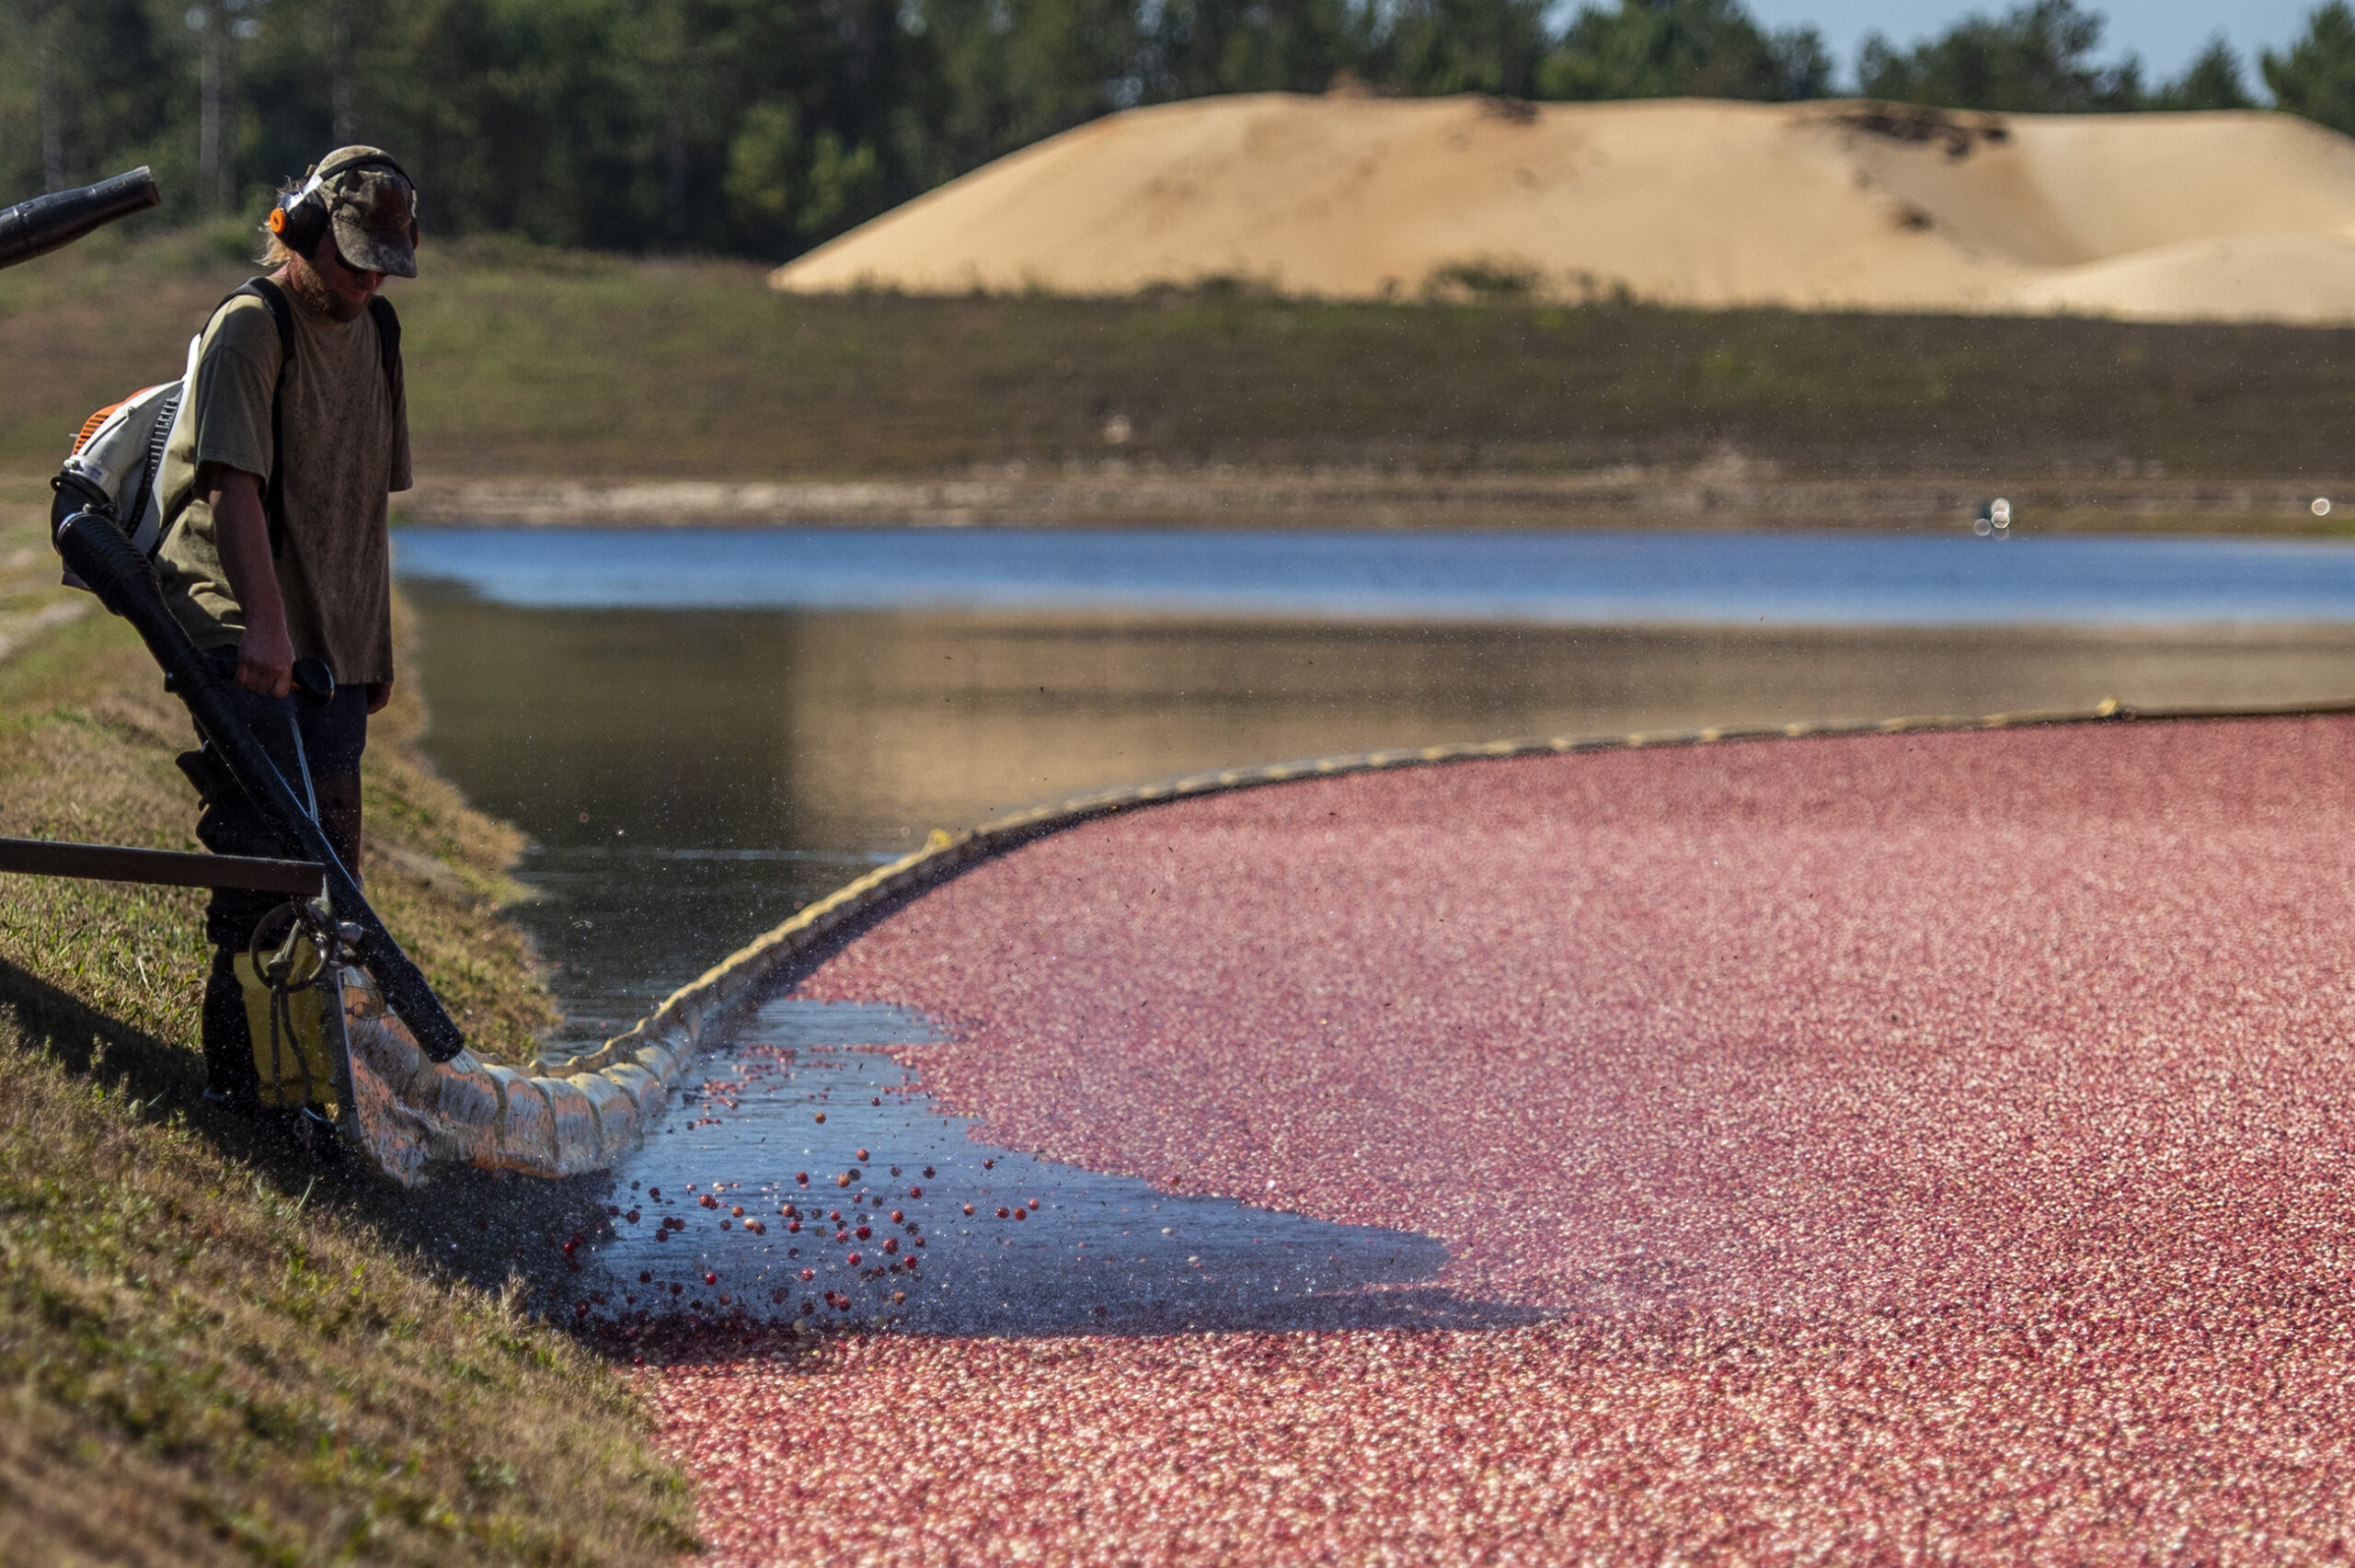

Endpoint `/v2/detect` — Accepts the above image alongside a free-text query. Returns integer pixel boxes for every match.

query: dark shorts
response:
[199,646,370,778]
[190,646,369,944]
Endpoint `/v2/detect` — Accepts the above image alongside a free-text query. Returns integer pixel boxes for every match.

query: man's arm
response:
[202,464,293,699]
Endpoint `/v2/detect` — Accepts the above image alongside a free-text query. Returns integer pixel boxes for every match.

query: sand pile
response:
[773,94,2355,323]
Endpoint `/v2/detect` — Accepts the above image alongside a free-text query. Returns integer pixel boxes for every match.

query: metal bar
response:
[0,835,323,896]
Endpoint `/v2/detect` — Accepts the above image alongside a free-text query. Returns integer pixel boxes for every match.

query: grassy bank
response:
[2,229,2352,501]
[0,503,695,1565]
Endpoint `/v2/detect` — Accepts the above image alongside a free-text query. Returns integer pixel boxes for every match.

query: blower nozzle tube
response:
[0,168,162,270]
[53,507,468,1062]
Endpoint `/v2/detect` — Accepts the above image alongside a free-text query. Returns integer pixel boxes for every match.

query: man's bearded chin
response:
[287,249,368,323]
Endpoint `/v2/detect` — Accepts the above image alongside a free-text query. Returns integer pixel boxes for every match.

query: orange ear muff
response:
[268,207,289,235]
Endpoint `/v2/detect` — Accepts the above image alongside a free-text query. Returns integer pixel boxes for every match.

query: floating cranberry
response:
[730,1205,744,1218]
[856,1148,869,1161]
[997,1207,1010,1219]
[800,1268,815,1281]
[704,1271,718,1286]
[890,1210,904,1223]
[883,1238,899,1254]
[909,1185,924,1198]
[813,1112,826,1123]
[847,1252,862,1265]
[638,1270,651,1284]
[796,1173,809,1186]
[963,1204,975,1216]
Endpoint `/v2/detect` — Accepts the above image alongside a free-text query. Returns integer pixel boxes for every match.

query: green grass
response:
[0,505,697,1566]
[4,229,2354,486]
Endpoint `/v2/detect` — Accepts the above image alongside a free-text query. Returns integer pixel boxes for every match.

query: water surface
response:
[396,528,2355,1047]
[397,526,2355,625]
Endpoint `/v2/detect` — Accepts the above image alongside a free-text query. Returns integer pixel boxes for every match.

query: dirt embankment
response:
[780,93,2355,326]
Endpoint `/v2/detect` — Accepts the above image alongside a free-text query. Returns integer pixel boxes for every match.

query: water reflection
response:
[403,585,2355,1041]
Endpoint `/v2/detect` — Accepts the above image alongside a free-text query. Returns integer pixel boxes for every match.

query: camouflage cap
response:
[312,145,419,279]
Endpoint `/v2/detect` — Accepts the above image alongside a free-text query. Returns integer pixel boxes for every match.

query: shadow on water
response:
[580,1000,1539,1337]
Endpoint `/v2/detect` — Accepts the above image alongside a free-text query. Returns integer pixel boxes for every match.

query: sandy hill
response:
[773,94,2355,323]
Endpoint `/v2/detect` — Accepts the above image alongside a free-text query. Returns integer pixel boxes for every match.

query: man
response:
[153,146,418,1123]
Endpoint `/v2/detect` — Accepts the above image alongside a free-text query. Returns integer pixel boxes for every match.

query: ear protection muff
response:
[268,150,415,254]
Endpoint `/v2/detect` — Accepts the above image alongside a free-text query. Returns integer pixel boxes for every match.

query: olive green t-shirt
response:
[155,285,411,685]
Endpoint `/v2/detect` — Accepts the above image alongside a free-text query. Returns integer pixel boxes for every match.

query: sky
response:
[1740,0,2315,91]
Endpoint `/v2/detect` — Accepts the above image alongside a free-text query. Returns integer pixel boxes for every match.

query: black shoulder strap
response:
[227,276,297,558]
[368,293,400,388]
[122,386,179,550]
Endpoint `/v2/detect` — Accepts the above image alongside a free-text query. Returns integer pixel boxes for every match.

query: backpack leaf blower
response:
[53,507,468,1063]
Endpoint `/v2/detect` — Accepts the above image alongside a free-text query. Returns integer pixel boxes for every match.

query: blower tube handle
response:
[53,508,468,1062]
[0,168,161,270]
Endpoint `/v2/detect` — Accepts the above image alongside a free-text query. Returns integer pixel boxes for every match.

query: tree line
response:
[7,0,2355,260]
